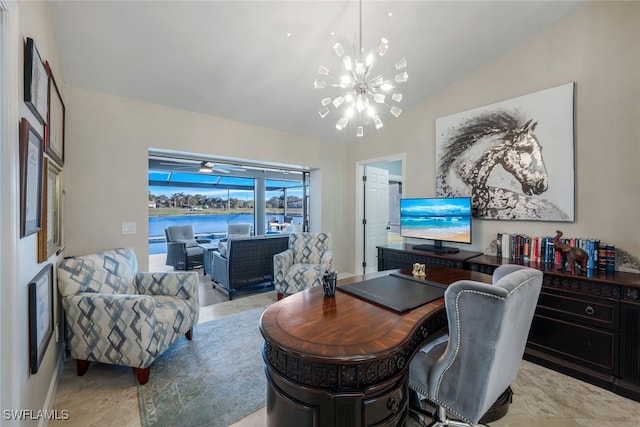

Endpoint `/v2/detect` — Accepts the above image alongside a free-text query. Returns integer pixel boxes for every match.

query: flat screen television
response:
[399,197,472,254]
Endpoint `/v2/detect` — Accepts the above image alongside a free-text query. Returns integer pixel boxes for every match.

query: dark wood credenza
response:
[466,255,640,402]
[377,244,482,271]
[378,246,640,402]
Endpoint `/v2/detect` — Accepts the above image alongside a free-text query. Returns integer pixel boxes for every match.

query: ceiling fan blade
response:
[212,167,231,174]
[214,164,246,172]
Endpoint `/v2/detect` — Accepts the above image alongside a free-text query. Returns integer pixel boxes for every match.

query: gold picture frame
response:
[38,158,62,262]
[45,61,65,167]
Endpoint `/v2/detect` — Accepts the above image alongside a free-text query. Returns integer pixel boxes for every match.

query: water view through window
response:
[148,162,309,254]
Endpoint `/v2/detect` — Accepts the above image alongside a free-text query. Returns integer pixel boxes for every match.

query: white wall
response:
[1,1,65,425]
[63,87,349,272]
[347,1,640,263]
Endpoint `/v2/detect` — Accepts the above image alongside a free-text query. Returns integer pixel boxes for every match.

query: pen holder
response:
[322,271,337,297]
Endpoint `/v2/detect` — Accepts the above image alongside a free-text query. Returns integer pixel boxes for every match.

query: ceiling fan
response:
[154,158,246,174]
[198,161,247,174]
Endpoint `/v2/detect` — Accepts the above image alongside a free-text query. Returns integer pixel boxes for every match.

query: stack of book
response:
[496,233,615,272]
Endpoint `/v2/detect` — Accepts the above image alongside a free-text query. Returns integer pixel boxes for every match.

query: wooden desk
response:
[260,268,493,427]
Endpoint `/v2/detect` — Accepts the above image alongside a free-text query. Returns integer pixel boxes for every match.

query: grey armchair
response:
[164,225,208,270]
[408,264,543,426]
[227,223,252,238]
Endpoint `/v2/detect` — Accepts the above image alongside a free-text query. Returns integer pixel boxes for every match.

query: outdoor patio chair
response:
[164,225,208,270]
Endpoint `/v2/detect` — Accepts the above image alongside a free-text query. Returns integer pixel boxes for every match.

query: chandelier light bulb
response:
[336,117,348,130]
[380,82,393,91]
[390,106,403,118]
[395,71,408,83]
[314,80,326,89]
[395,58,407,70]
[319,107,330,118]
[373,115,383,129]
[346,107,354,118]
[376,38,389,57]
[373,93,385,104]
[318,66,330,75]
[332,42,345,57]
[365,53,374,66]
[332,96,345,108]
[357,126,364,137]
[392,93,403,102]
[321,97,331,106]
[343,56,353,71]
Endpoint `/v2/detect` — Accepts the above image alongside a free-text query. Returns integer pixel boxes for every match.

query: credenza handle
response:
[387,397,399,414]
[585,306,595,315]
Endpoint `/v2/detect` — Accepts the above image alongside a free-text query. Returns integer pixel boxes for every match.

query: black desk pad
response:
[338,273,447,313]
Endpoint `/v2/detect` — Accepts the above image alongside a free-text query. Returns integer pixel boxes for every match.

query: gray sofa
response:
[211,234,289,299]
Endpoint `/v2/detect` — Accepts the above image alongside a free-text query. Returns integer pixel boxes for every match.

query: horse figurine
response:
[436,110,568,220]
[553,230,589,273]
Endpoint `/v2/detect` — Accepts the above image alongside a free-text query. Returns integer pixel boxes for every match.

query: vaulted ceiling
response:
[49,1,586,144]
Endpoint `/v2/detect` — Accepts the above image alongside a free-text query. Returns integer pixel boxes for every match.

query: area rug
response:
[138,307,268,427]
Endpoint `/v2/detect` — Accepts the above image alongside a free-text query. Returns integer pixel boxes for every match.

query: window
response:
[148,155,309,254]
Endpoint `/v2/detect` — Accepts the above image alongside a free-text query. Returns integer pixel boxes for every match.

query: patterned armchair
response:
[57,247,199,384]
[273,232,332,300]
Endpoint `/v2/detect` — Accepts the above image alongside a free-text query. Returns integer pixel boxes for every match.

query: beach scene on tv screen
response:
[400,198,471,243]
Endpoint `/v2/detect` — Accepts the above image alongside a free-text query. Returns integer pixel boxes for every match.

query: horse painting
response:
[436,110,569,220]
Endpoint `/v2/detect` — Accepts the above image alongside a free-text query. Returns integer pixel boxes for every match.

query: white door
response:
[363,166,389,275]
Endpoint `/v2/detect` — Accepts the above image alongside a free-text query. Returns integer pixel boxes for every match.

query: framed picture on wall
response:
[435,82,575,221]
[29,263,54,374]
[45,61,65,167]
[24,38,48,125]
[19,118,44,238]
[38,158,62,262]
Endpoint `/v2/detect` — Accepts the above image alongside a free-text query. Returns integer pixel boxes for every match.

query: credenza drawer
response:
[528,314,618,375]
[536,290,619,330]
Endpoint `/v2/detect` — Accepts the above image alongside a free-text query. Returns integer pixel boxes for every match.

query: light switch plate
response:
[121,222,137,235]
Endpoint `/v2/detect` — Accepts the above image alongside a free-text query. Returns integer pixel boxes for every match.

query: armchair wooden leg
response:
[135,367,151,385]
[277,293,284,301]
[185,329,193,340]
[76,359,90,376]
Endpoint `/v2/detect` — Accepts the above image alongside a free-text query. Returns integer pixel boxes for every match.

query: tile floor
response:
[49,255,640,426]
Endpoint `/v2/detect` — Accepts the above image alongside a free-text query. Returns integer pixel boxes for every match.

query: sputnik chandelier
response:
[314,0,408,137]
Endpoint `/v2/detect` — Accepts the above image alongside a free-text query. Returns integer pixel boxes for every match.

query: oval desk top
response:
[260,275,446,363]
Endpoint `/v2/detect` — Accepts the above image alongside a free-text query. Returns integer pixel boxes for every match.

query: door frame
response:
[354,153,405,275]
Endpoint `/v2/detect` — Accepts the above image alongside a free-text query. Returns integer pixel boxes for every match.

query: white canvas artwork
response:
[435,82,575,221]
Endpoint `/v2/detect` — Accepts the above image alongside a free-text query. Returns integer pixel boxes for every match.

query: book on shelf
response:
[496,232,615,272]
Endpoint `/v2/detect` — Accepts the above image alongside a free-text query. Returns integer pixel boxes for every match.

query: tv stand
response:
[413,243,460,254]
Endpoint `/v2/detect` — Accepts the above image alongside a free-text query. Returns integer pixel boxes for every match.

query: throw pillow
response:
[176,238,198,248]
[218,241,228,257]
